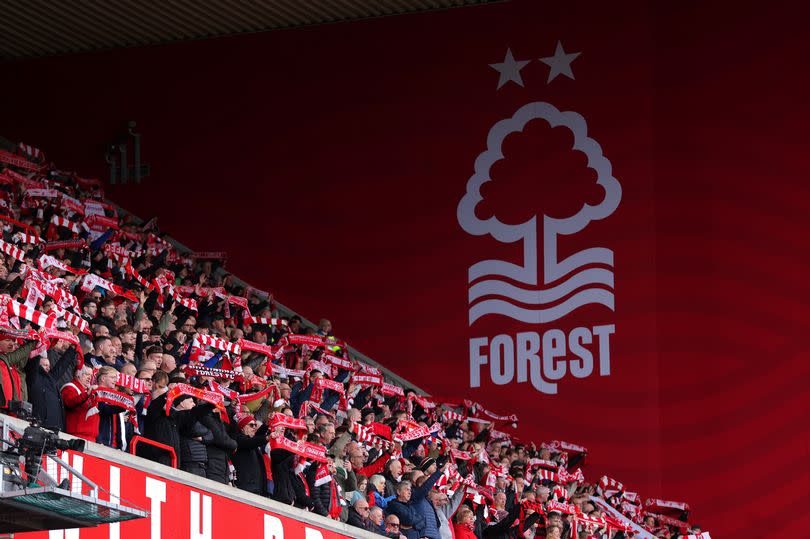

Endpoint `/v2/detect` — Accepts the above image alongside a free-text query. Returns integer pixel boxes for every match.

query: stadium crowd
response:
[0,138,709,539]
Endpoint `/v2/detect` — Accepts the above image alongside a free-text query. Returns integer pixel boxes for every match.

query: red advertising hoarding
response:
[17,449,360,539]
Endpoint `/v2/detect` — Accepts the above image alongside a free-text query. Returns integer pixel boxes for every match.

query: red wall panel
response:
[2,1,810,534]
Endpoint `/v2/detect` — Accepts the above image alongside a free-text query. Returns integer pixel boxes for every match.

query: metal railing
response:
[128,435,178,469]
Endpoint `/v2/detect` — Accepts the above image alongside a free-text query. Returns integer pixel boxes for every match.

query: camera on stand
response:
[1,404,85,491]
[0,412,148,531]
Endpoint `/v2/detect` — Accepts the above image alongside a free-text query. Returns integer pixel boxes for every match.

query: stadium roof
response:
[0,0,501,60]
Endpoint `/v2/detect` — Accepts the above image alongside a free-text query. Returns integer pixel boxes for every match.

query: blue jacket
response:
[96,401,127,448]
[414,494,441,539]
[385,469,443,539]
[373,490,396,508]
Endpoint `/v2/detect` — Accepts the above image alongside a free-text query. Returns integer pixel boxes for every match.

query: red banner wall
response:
[2,1,810,535]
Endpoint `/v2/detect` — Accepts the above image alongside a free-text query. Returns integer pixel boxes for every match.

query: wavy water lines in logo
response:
[457,102,622,325]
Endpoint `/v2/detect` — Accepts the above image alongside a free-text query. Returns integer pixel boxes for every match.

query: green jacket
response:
[0,341,36,405]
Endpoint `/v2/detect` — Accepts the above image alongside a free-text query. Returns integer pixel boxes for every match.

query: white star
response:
[539,41,581,83]
[489,48,531,90]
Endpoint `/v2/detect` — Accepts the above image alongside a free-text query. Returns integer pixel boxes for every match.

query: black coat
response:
[480,504,541,539]
[269,447,298,504]
[305,461,334,517]
[179,419,212,467]
[143,394,213,468]
[27,348,76,431]
[199,412,236,484]
[346,506,368,529]
[231,424,269,495]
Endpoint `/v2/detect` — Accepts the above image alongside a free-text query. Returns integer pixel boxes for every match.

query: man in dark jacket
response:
[231,414,270,496]
[383,458,403,498]
[91,299,117,334]
[269,443,299,505]
[143,392,213,468]
[306,456,340,518]
[289,370,322,417]
[477,502,542,539]
[178,415,212,477]
[26,347,77,431]
[346,497,371,530]
[199,409,236,483]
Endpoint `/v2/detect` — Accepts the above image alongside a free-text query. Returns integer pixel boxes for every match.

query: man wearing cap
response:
[210,313,226,337]
[231,413,270,496]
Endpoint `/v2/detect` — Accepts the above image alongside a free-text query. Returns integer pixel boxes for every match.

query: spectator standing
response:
[95,366,127,448]
[26,345,77,430]
[199,407,236,484]
[0,338,37,405]
[61,365,99,441]
[386,465,445,539]
[231,414,270,496]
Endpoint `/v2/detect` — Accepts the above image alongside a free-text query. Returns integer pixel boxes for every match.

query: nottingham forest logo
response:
[457,44,619,395]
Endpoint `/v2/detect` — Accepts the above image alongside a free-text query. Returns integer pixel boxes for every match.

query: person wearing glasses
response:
[385,514,406,539]
[231,413,270,496]
[346,498,371,529]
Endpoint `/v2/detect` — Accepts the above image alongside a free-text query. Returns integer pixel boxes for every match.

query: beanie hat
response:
[236,413,255,430]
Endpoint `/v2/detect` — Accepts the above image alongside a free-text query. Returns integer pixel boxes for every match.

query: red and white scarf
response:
[184,365,238,380]
[309,377,348,411]
[0,147,45,171]
[174,297,198,312]
[0,239,26,263]
[270,363,305,379]
[38,254,87,275]
[2,294,56,329]
[60,193,85,215]
[193,334,241,355]
[85,213,119,231]
[236,384,279,405]
[643,498,689,513]
[49,305,91,335]
[243,315,287,327]
[350,422,394,451]
[321,352,356,372]
[44,239,87,252]
[17,142,45,162]
[381,382,405,398]
[116,373,147,393]
[268,433,327,463]
[80,273,137,301]
[50,215,85,234]
[13,231,43,245]
[270,412,307,432]
[94,387,136,413]
[598,476,625,498]
[237,338,280,358]
[164,383,226,415]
